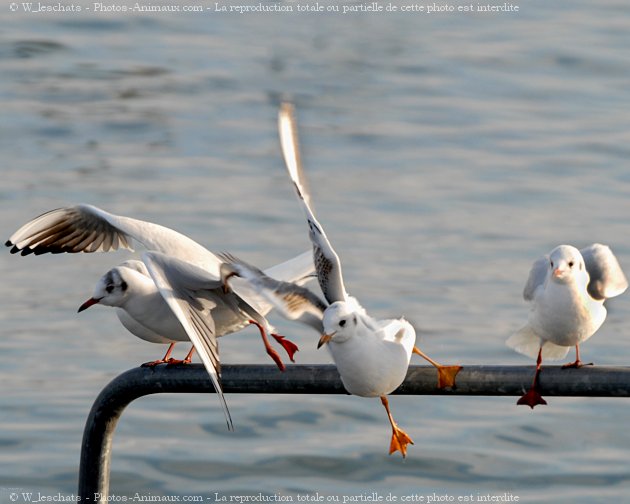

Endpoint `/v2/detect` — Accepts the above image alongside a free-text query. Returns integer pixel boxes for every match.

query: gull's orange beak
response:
[553,267,565,278]
[78,297,101,313]
[317,333,334,349]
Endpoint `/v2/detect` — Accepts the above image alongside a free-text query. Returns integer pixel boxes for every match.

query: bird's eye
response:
[339,319,346,327]
[550,261,554,268]
[121,281,128,291]
[106,285,114,294]
[568,261,574,268]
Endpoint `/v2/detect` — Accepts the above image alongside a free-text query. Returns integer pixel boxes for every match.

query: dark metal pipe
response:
[78,364,630,502]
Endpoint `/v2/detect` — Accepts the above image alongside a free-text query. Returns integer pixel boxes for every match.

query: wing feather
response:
[581,243,628,300]
[7,205,133,256]
[278,103,348,304]
[143,251,233,431]
[7,203,220,272]
[220,253,326,333]
[523,255,549,301]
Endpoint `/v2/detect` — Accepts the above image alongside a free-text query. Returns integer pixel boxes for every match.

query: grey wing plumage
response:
[278,103,348,305]
[272,281,327,333]
[220,253,327,333]
[142,251,233,431]
[523,255,549,301]
[581,243,628,300]
[6,204,133,255]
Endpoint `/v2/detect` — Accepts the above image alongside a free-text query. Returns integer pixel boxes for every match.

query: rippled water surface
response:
[2,1,630,502]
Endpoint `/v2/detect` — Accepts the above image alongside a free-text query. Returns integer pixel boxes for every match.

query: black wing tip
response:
[9,244,94,256]
[9,245,34,256]
[6,242,27,255]
[6,239,55,256]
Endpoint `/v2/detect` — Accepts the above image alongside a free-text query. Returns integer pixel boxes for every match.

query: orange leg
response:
[167,345,196,365]
[249,320,286,372]
[412,346,462,389]
[517,346,548,409]
[182,346,195,364]
[380,396,414,458]
[142,342,176,367]
[562,345,593,369]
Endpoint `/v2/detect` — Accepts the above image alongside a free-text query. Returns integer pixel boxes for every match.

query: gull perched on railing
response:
[6,204,313,430]
[507,243,627,408]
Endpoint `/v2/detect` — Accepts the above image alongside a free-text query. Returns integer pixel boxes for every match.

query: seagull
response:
[221,241,417,457]
[79,253,312,367]
[78,259,195,366]
[6,204,313,430]
[221,102,460,457]
[507,243,628,408]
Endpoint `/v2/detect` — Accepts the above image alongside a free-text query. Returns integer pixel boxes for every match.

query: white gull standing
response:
[223,103,461,457]
[6,204,313,430]
[507,243,627,408]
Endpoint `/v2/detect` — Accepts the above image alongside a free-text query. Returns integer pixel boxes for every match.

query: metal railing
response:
[78,364,630,502]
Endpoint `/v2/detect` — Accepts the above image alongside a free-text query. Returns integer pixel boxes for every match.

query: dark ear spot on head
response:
[121,281,128,291]
[352,315,357,325]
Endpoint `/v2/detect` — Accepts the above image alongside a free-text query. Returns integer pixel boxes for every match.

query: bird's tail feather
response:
[506,325,570,361]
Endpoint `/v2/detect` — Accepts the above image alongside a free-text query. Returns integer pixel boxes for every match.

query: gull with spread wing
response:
[6,204,313,430]
[507,243,627,408]
[223,103,461,457]
[78,252,311,367]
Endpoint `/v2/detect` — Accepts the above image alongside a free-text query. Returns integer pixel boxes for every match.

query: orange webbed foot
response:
[436,365,462,389]
[141,359,168,368]
[165,358,190,366]
[517,387,548,409]
[249,319,287,372]
[412,346,461,389]
[142,343,176,368]
[272,334,299,362]
[388,425,414,458]
[561,360,593,369]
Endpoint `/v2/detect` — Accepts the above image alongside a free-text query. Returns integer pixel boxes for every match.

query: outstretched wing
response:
[581,243,628,300]
[221,253,326,333]
[6,205,133,255]
[6,204,220,272]
[278,103,348,305]
[142,251,233,431]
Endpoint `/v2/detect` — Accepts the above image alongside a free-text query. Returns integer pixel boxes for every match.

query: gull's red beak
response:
[78,297,101,313]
